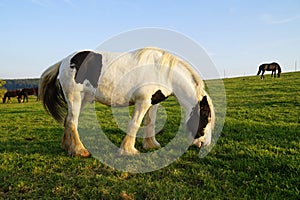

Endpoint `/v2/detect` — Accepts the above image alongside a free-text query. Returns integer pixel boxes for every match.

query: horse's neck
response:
[171,63,203,116]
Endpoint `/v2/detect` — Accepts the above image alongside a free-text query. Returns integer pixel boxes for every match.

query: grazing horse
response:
[39,47,215,157]
[20,87,39,102]
[257,62,282,79]
[2,90,22,103]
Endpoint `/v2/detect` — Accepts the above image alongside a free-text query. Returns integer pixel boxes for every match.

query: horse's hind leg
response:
[23,94,28,102]
[62,91,90,157]
[143,104,161,149]
[119,100,151,155]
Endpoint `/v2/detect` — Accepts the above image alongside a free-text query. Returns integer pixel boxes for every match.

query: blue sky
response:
[1,0,300,79]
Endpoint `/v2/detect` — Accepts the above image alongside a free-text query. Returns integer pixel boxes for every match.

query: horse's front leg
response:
[261,70,265,80]
[271,70,275,77]
[143,104,161,149]
[62,92,90,157]
[119,100,151,155]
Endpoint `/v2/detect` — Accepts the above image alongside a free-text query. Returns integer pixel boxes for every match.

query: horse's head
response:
[257,64,264,75]
[187,95,214,148]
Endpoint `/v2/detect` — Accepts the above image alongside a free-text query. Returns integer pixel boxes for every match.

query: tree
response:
[0,80,5,88]
[0,80,7,97]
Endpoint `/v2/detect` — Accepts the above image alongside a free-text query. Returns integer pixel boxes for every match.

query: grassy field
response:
[0,72,299,199]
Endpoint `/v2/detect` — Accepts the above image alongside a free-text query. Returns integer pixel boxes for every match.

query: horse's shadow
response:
[0,127,67,156]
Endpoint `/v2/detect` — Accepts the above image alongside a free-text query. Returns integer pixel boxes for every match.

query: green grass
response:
[0,72,299,199]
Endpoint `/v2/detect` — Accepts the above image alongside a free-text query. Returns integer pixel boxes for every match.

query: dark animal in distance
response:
[20,87,39,102]
[257,62,282,79]
[2,90,22,103]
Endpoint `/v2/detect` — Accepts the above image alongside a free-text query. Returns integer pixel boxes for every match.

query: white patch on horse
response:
[82,79,96,96]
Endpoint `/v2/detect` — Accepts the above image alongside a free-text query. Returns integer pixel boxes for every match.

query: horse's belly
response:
[94,87,133,106]
[94,80,171,107]
[93,65,172,106]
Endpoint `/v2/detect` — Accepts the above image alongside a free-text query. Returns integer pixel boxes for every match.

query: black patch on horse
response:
[70,51,102,88]
[151,90,168,104]
[187,96,211,139]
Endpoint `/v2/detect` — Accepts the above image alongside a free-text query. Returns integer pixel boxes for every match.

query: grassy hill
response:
[0,72,299,199]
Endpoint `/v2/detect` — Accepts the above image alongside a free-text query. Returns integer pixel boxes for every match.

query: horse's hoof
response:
[78,149,91,158]
[143,143,161,150]
[69,148,91,158]
[143,138,161,150]
[143,142,161,150]
[118,148,140,155]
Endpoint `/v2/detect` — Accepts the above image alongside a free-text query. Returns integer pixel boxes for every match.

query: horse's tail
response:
[277,64,282,74]
[39,61,67,123]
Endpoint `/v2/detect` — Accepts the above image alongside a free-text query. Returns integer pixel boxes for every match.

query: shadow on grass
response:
[0,127,66,156]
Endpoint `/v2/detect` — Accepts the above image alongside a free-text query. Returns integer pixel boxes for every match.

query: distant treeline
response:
[2,79,40,90]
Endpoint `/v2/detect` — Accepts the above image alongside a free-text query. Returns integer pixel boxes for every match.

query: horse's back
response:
[58,49,175,106]
[271,62,281,68]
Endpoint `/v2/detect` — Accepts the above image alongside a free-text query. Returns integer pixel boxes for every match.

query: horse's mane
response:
[135,47,204,97]
[135,47,178,68]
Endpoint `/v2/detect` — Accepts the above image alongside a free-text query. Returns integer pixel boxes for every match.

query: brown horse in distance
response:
[257,62,282,79]
[20,87,39,102]
[2,90,22,103]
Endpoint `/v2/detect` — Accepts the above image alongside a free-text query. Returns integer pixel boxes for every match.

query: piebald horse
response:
[39,47,215,157]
